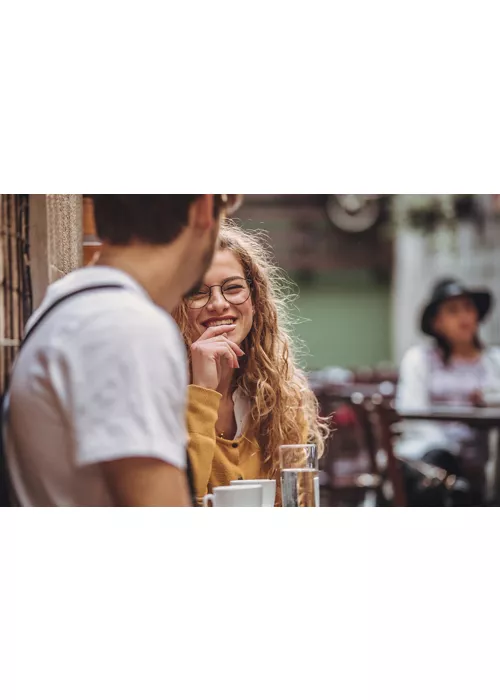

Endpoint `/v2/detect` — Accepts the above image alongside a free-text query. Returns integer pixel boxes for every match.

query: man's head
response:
[91,194,242,298]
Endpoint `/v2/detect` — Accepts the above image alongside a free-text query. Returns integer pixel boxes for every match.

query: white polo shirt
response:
[5,266,188,506]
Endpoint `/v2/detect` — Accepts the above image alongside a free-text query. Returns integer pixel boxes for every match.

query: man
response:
[5,194,242,506]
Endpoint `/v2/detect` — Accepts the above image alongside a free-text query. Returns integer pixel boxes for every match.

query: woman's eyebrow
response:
[221,276,245,284]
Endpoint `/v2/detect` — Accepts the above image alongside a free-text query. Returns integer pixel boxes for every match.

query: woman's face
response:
[186,249,254,346]
[432,295,479,346]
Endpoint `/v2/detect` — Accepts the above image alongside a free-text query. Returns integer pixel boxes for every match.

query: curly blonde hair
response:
[173,221,328,477]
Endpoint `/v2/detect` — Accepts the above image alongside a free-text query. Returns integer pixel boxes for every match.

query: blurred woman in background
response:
[173,222,327,503]
[396,278,500,503]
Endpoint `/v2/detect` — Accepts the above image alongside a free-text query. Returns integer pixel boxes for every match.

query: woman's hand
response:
[190,325,244,391]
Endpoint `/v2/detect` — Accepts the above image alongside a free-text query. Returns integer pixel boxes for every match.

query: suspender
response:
[1,283,197,506]
[19,285,125,351]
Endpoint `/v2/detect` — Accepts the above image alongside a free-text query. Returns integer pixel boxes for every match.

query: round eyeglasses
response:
[187,278,252,309]
[215,194,244,217]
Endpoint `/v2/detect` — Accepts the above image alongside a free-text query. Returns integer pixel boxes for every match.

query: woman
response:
[173,222,327,502]
[396,278,500,502]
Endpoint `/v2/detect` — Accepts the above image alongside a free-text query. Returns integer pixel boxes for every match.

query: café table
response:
[397,407,500,504]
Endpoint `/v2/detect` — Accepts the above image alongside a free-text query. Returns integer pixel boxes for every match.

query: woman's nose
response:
[207,287,229,312]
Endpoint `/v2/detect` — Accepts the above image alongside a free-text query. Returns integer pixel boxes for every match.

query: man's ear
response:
[187,194,214,234]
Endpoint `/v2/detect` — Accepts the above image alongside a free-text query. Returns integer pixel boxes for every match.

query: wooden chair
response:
[367,395,454,506]
[368,395,408,506]
[321,392,382,506]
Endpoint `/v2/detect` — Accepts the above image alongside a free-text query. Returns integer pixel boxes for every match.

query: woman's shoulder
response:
[483,345,500,364]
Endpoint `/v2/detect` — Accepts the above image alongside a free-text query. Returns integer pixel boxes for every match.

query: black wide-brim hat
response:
[421,278,493,336]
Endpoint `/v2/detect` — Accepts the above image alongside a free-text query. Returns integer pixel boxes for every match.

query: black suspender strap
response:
[19,284,125,354]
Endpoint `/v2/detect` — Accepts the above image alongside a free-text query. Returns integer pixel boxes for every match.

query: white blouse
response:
[395,344,500,461]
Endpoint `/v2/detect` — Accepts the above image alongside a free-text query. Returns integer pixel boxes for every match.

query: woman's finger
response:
[220,337,245,357]
[211,342,239,369]
[197,325,236,342]
[222,347,239,370]
[197,335,244,357]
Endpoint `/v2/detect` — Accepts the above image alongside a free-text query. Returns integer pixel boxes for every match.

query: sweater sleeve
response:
[394,345,452,459]
[186,385,221,499]
[396,346,431,411]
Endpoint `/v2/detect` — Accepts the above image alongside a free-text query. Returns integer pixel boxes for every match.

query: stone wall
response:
[30,194,83,308]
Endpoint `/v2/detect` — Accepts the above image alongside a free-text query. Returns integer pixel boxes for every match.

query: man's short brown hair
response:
[91,195,203,245]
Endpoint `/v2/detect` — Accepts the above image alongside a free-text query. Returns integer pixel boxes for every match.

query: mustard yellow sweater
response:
[187,384,268,499]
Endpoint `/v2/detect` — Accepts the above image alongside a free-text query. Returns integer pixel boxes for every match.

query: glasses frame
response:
[214,194,243,217]
[186,277,253,310]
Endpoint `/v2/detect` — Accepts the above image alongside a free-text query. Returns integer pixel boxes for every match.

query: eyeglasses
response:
[187,277,252,309]
[214,195,243,217]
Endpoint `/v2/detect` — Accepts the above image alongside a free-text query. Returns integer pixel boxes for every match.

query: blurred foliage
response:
[397,194,476,235]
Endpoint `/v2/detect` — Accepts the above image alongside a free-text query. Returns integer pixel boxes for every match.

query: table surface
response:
[398,407,500,427]
[314,383,396,399]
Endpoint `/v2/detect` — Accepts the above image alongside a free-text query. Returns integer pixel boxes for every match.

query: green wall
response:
[289,274,392,370]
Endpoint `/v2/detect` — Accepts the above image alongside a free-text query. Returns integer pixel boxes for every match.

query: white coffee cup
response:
[230,479,276,507]
[202,485,263,507]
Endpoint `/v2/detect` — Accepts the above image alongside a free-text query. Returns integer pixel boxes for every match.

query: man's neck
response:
[97,242,186,313]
